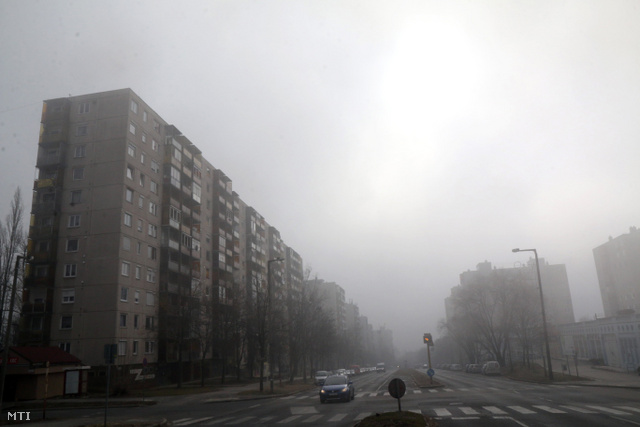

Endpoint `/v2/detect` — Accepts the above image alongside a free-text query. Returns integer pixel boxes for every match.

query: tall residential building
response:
[452,260,575,325]
[307,279,346,333]
[22,89,167,366]
[593,226,640,317]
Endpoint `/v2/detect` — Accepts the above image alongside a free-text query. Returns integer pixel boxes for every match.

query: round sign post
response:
[388,378,406,412]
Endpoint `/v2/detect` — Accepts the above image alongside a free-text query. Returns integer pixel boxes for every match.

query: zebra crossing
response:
[280,383,574,400]
[172,404,640,425]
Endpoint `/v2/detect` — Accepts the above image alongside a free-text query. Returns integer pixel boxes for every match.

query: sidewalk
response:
[1,380,313,426]
[552,359,640,389]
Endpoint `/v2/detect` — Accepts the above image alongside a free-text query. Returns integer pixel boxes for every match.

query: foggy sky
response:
[1,0,639,353]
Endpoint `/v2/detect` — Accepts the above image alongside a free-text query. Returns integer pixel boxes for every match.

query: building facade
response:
[593,227,640,317]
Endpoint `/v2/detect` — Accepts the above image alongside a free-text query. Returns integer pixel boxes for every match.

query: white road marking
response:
[508,406,536,414]
[533,405,566,414]
[484,406,507,415]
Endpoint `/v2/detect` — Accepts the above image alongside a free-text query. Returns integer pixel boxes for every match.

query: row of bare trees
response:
[439,272,543,368]
[0,188,26,349]
[186,270,341,386]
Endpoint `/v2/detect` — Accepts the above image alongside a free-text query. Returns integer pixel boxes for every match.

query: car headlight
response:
[341,387,348,392]
[320,389,326,394]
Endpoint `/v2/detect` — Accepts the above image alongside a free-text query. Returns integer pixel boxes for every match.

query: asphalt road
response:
[16,368,640,426]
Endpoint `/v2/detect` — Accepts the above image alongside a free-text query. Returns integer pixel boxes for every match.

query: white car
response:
[482,361,501,376]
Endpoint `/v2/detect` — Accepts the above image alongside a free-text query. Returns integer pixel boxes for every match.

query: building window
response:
[66,239,79,252]
[145,316,155,330]
[140,151,146,163]
[74,145,86,158]
[139,173,145,187]
[137,219,143,232]
[170,167,180,188]
[128,143,136,157]
[123,236,131,251]
[129,122,136,135]
[68,214,81,228]
[78,102,90,114]
[148,201,157,216]
[76,125,88,136]
[72,167,84,180]
[60,316,73,329]
[134,290,140,304]
[143,111,148,122]
[147,246,157,260]
[120,287,128,302]
[169,206,181,227]
[146,292,155,306]
[127,166,134,180]
[148,224,157,238]
[125,188,134,203]
[151,160,159,173]
[59,342,71,353]
[38,240,50,253]
[120,313,127,327]
[63,264,77,278]
[152,139,159,152]
[121,261,130,277]
[118,340,127,356]
[138,195,144,209]
[150,180,158,194]
[62,289,75,304]
[145,341,155,354]
[132,340,139,355]
[136,242,142,254]
[134,314,139,329]
[35,265,49,278]
[153,120,161,133]
[146,269,156,283]
[71,190,82,205]
[130,100,138,113]
[124,212,132,227]
[135,265,141,280]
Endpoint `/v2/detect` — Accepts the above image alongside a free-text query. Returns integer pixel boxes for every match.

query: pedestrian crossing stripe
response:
[174,403,640,425]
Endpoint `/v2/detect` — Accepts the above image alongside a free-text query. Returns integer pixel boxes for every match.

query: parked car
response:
[319,375,355,403]
[314,370,330,386]
[467,364,482,373]
[482,361,501,376]
[376,362,386,372]
[450,364,463,371]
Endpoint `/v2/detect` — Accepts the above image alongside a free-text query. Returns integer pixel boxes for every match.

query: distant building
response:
[307,279,346,333]
[557,312,640,370]
[451,260,575,325]
[593,226,640,317]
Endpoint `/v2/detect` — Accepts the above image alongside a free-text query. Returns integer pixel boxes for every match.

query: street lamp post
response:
[0,254,26,407]
[512,248,553,381]
[267,257,284,393]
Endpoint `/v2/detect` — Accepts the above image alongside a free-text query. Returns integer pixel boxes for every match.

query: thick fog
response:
[1,1,639,353]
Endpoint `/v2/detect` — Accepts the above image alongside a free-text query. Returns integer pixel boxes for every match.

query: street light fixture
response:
[267,257,284,393]
[512,248,553,380]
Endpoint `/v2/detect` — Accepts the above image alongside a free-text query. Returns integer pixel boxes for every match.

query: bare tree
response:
[0,188,26,341]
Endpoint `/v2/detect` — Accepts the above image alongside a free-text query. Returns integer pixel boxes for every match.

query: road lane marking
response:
[617,406,640,413]
[174,418,214,426]
[278,415,303,424]
[460,407,479,415]
[303,415,323,423]
[291,406,319,415]
[203,417,234,425]
[586,406,632,415]
[443,388,454,392]
[328,413,348,421]
[559,405,596,414]
[280,396,296,400]
[483,406,507,414]
[354,413,372,421]
[225,416,255,425]
[459,388,469,392]
[533,405,566,414]
[428,389,438,393]
[413,390,422,394]
[508,406,535,414]
[433,408,452,416]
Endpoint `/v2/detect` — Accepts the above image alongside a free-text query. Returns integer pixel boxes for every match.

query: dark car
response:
[319,375,355,403]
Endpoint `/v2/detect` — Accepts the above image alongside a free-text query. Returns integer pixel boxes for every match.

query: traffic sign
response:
[427,368,435,377]
[388,378,406,399]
